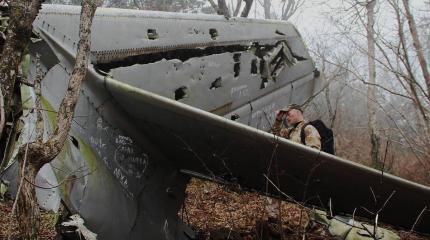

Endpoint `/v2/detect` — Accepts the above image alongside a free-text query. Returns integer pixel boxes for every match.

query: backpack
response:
[300,120,335,154]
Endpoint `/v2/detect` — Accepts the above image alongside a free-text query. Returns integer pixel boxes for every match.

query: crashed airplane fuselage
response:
[1,4,429,239]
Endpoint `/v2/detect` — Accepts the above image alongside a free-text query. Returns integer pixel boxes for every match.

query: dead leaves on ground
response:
[0,200,57,240]
[178,178,430,240]
[179,178,310,239]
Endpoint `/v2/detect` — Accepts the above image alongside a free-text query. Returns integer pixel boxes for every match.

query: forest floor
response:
[179,178,430,240]
[0,178,429,239]
[0,199,57,240]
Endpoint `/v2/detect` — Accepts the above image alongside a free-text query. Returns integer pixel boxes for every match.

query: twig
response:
[24,166,98,190]
[0,87,4,139]
[352,208,357,226]
[360,206,374,216]
[361,222,377,240]
[369,186,377,204]
[328,198,333,218]
[409,206,427,233]
[19,79,35,87]
[233,0,242,16]
[374,213,378,240]
[263,173,298,204]
[380,140,390,184]
[174,133,215,177]
[208,0,218,11]
[301,156,323,203]
[376,190,395,215]
[264,142,279,195]
[34,53,44,142]
[11,142,29,209]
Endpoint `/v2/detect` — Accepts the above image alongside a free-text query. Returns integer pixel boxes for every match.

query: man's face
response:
[286,109,302,125]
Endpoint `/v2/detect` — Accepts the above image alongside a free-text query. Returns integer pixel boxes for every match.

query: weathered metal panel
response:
[0,2,374,239]
[104,77,430,233]
[33,5,300,63]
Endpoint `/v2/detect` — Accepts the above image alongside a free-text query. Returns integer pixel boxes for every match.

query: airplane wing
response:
[104,75,430,233]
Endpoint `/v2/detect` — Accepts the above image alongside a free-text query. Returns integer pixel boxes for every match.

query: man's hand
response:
[275,110,286,122]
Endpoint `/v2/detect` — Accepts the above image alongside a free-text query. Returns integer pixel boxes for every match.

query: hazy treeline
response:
[305,0,430,185]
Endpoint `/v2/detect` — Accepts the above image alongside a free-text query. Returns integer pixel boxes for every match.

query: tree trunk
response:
[240,0,253,17]
[263,0,271,19]
[365,0,381,168]
[217,0,230,17]
[16,159,40,240]
[233,0,242,17]
[402,0,430,96]
[15,0,99,238]
[0,0,43,138]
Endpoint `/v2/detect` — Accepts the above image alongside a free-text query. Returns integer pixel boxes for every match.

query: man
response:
[271,104,321,150]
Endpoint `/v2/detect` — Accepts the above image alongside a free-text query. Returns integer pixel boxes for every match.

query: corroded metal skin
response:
[1,4,428,240]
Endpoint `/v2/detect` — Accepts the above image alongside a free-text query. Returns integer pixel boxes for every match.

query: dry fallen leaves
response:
[178,178,430,240]
[0,200,57,240]
[179,178,309,238]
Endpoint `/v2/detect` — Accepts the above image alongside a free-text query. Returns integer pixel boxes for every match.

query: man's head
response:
[281,104,304,125]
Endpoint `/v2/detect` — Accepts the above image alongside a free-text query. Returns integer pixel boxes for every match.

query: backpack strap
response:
[300,122,309,145]
[286,122,300,139]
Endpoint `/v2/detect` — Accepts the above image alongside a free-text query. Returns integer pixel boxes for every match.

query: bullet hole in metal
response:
[233,53,241,78]
[147,29,158,40]
[234,63,240,78]
[260,78,268,89]
[173,62,182,71]
[233,53,241,62]
[292,53,307,61]
[275,30,285,35]
[314,69,321,78]
[175,86,188,100]
[210,77,222,89]
[209,28,218,40]
[259,59,265,74]
[251,59,258,74]
[230,114,240,121]
[70,135,79,149]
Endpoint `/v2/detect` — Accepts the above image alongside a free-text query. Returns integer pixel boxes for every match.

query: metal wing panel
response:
[104,77,430,233]
[33,5,299,63]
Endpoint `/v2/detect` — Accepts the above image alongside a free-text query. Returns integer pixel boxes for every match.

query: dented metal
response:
[0,4,428,240]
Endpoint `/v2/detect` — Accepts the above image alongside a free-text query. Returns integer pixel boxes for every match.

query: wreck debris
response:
[61,214,98,240]
[2,4,427,240]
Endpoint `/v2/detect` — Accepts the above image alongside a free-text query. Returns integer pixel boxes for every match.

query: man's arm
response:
[270,118,283,135]
[304,125,321,150]
[270,110,286,135]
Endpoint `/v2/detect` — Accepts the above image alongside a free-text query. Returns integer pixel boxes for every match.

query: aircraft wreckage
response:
[0,4,429,239]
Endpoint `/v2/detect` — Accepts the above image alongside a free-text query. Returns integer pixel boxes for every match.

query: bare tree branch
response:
[402,0,430,96]
[217,0,230,17]
[233,0,242,16]
[241,0,253,17]
[0,88,4,139]
[208,0,219,12]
